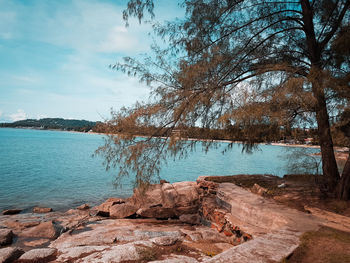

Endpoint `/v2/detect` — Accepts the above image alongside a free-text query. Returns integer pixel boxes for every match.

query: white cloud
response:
[98,25,146,53]
[9,109,27,122]
[15,0,152,54]
[0,110,2,117]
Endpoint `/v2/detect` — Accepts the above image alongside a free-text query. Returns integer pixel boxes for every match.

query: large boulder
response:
[173,182,199,207]
[109,203,138,219]
[0,229,13,246]
[20,221,63,239]
[94,198,125,217]
[129,181,199,219]
[0,247,24,263]
[132,185,163,208]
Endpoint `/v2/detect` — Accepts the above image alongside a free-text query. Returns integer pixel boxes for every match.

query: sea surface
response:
[0,128,320,211]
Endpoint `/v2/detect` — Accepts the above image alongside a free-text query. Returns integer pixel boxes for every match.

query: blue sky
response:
[0,0,183,122]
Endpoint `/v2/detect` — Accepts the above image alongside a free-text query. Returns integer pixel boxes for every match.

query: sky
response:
[0,0,184,122]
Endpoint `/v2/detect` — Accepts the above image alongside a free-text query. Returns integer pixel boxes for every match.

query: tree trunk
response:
[336,154,350,200]
[301,0,340,194]
[313,84,340,194]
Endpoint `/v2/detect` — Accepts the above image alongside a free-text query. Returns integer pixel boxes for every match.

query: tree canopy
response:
[97,0,350,199]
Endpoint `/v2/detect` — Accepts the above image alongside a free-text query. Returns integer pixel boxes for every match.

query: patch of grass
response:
[285,227,350,263]
[283,173,317,182]
[205,174,280,188]
[327,200,349,214]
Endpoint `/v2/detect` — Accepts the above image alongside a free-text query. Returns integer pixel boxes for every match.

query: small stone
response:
[150,236,179,246]
[19,248,56,262]
[251,183,268,196]
[2,209,22,215]
[0,247,24,263]
[32,207,53,213]
[77,204,90,210]
[0,229,13,246]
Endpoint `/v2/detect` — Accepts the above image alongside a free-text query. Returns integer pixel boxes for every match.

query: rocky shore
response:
[1,175,348,263]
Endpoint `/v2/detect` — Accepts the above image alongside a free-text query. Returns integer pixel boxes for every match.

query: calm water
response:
[0,128,319,211]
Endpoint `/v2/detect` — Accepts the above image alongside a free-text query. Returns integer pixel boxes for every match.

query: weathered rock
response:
[133,230,182,239]
[4,220,40,231]
[216,183,320,234]
[18,248,56,262]
[0,247,24,263]
[73,241,153,263]
[23,239,50,247]
[56,245,109,262]
[251,183,268,196]
[175,205,199,216]
[20,221,63,239]
[304,205,350,233]
[202,230,302,263]
[137,207,176,219]
[179,214,201,225]
[0,229,13,246]
[2,209,22,215]
[210,209,227,232]
[161,183,177,208]
[201,197,217,218]
[94,198,125,216]
[150,254,199,263]
[32,207,53,213]
[150,236,179,246]
[77,204,90,210]
[110,203,137,218]
[197,176,219,192]
[173,182,199,207]
[131,181,199,218]
[132,185,163,208]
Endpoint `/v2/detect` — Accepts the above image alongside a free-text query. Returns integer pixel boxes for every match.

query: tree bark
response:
[301,0,340,194]
[337,154,350,200]
[313,86,340,194]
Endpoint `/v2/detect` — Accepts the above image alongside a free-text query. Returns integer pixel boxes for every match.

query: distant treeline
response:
[0,118,98,132]
[94,121,349,147]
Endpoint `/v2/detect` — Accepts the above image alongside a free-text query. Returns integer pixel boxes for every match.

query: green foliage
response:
[0,118,97,132]
[97,0,350,191]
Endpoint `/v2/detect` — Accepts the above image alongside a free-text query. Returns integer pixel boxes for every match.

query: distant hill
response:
[0,118,97,132]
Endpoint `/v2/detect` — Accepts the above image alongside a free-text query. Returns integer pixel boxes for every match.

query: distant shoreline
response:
[2,126,348,156]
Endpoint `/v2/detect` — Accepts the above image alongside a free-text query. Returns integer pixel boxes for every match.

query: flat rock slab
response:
[0,229,13,246]
[0,247,24,263]
[304,205,350,233]
[151,254,200,263]
[71,241,153,263]
[216,183,322,234]
[56,245,109,262]
[18,248,56,262]
[203,230,301,263]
